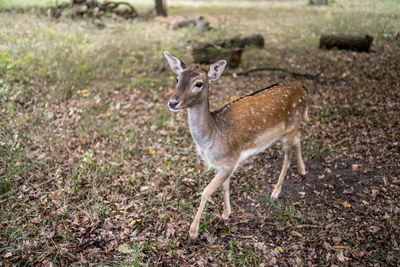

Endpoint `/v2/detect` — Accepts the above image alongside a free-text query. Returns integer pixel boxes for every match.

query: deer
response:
[164,51,309,239]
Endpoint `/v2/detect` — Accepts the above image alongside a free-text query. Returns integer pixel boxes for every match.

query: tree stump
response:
[319,34,374,52]
[192,34,264,68]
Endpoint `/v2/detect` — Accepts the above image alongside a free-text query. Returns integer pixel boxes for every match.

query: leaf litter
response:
[1,12,400,267]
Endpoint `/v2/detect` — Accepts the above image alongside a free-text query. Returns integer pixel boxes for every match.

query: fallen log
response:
[309,0,329,5]
[192,34,264,68]
[223,67,319,80]
[319,34,373,52]
[192,44,242,68]
[46,0,138,20]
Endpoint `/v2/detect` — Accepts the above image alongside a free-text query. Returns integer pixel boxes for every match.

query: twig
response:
[295,224,321,229]
[223,67,320,80]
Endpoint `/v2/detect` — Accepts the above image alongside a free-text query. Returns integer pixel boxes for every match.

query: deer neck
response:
[187,98,215,148]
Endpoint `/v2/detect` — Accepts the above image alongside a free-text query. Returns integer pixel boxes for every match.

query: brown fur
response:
[211,82,307,160]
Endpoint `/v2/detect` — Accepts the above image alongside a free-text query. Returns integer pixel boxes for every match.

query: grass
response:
[0,0,399,265]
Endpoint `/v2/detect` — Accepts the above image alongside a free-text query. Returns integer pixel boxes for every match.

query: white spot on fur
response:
[293,102,296,108]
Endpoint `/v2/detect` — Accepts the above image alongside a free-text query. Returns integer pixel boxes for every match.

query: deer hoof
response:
[271,190,280,200]
[189,230,199,239]
[189,224,199,239]
[221,212,230,220]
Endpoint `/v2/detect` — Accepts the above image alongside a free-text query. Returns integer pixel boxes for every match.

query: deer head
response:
[164,51,227,112]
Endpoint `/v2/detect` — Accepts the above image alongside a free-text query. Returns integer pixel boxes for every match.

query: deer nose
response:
[168,100,181,109]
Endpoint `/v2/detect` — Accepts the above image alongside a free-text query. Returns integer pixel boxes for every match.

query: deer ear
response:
[207,60,227,83]
[164,51,186,75]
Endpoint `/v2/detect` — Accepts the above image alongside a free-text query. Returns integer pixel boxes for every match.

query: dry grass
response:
[1,0,400,265]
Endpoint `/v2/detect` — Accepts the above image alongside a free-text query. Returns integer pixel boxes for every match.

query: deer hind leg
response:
[221,177,231,220]
[271,131,295,199]
[294,133,306,175]
[189,168,233,239]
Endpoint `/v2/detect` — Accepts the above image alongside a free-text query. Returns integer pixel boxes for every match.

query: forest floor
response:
[1,0,399,266]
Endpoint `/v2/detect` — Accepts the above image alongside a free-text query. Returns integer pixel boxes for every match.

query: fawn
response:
[164,51,308,239]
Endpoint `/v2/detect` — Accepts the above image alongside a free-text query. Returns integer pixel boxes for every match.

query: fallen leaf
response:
[140,186,149,192]
[4,252,12,258]
[369,225,381,233]
[254,242,268,253]
[49,190,58,199]
[323,241,332,251]
[128,219,142,227]
[182,178,196,186]
[332,237,342,244]
[290,230,302,237]
[145,146,156,155]
[342,201,351,208]
[80,89,89,96]
[337,250,348,262]
[118,243,134,254]
[166,227,175,238]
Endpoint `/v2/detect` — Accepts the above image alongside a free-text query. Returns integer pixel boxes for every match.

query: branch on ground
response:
[223,67,320,80]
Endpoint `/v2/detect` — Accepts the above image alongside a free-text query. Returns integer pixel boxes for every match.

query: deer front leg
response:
[221,177,231,220]
[189,168,232,239]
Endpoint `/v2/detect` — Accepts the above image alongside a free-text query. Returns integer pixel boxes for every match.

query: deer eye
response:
[176,77,178,83]
[195,82,203,88]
